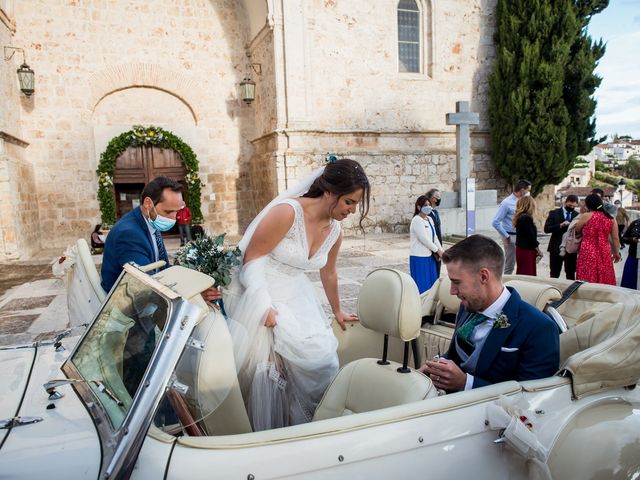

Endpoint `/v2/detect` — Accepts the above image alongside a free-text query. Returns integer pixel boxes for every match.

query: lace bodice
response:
[268,199,341,275]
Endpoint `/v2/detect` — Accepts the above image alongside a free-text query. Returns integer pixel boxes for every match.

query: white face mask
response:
[524,191,531,197]
[421,206,433,216]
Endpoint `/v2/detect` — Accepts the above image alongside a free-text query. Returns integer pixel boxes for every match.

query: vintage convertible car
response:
[1,251,640,479]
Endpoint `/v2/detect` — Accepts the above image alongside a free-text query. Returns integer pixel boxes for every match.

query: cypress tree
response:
[489,0,608,195]
[564,1,608,160]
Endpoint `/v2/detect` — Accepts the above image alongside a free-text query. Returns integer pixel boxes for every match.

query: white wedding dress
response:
[224,198,341,431]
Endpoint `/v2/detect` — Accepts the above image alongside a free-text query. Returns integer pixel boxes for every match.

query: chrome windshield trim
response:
[60,264,200,480]
[103,299,201,479]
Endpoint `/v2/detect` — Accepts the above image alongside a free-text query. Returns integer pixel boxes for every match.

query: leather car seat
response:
[313,268,437,422]
[174,309,253,436]
[154,266,252,436]
[67,238,108,326]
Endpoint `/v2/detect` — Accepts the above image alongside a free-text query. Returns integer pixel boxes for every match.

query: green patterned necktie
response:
[457,312,489,346]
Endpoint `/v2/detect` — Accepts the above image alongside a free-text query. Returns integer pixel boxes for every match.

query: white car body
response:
[1,264,639,479]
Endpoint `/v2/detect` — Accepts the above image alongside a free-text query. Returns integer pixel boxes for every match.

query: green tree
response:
[623,158,640,179]
[489,0,608,196]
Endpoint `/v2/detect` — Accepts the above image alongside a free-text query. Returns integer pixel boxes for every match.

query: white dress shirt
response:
[464,286,512,390]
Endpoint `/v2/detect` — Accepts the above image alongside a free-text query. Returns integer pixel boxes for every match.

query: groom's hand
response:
[421,358,466,392]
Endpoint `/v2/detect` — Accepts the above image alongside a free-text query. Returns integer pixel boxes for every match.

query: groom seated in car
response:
[420,235,559,391]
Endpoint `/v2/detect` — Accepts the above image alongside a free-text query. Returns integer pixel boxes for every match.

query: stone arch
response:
[89,63,204,124]
[240,0,270,40]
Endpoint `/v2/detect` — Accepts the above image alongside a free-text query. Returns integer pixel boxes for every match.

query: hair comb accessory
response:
[325,154,338,164]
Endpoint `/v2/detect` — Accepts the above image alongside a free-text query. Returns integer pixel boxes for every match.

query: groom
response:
[420,235,559,391]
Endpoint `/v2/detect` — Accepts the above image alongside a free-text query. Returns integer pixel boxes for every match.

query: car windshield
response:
[70,272,170,430]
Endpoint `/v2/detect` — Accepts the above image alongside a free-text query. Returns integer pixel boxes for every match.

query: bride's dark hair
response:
[302,158,371,229]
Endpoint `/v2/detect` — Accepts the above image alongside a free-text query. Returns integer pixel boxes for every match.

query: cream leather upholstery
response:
[312,359,436,421]
[422,323,455,361]
[314,268,437,422]
[358,268,422,341]
[66,239,108,327]
[154,266,251,435]
[432,277,461,324]
[504,280,561,310]
[76,238,107,302]
[153,266,214,307]
[175,309,252,436]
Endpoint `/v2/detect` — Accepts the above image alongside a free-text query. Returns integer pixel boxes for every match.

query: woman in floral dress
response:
[575,194,621,285]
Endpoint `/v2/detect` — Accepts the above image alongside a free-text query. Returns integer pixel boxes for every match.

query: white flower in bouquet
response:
[174,233,241,288]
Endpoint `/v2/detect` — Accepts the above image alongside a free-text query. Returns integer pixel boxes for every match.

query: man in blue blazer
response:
[100,177,184,292]
[421,235,559,391]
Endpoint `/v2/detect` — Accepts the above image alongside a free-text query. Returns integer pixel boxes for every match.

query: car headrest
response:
[505,280,561,311]
[437,276,461,312]
[357,268,421,342]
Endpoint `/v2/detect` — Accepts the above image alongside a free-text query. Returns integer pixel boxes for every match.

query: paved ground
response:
[0,231,629,347]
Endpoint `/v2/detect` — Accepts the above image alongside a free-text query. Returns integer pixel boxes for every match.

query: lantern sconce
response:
[239,63,261,105]
[3,46,34,97]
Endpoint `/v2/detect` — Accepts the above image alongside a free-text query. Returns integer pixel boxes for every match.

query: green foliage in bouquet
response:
[174,233,241,287]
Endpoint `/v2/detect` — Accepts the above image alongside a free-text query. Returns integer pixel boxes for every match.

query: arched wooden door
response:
[113,146,187,235]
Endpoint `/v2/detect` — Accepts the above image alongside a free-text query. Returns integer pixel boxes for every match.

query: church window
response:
[397,0,421,73]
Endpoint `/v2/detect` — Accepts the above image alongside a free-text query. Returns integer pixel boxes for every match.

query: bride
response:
[224,159,370,431]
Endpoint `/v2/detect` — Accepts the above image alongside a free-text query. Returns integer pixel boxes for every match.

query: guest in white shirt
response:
[409,195,444,293]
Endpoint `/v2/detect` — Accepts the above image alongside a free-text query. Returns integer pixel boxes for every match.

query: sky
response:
[587,0,640,141]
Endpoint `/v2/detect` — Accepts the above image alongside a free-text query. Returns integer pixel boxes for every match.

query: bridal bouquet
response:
[174,233,241,287]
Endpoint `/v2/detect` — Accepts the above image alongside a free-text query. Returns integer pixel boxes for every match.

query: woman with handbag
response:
[575,194,621,285]
[409,195,444,293]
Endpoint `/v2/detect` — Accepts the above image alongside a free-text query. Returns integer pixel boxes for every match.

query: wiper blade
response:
[90,380,124,407]
[43,378,124,406]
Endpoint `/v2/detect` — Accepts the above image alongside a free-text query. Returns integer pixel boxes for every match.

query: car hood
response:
[0,339,100,479]
[0,346,36,446]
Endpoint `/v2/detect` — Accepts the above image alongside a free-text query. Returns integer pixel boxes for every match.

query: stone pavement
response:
[0,231,630,347]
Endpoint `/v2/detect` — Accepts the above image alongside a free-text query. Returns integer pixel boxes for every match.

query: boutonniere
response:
[494,311,511,329]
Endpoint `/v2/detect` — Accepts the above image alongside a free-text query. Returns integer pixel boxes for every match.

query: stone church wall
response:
[1,4,40,260]
[0,0,532,259]
[252,0,512,235]
[8,0,257,253]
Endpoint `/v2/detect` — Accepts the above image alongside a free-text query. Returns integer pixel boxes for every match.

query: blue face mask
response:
[421,206,433,216]
[150,204,176,232]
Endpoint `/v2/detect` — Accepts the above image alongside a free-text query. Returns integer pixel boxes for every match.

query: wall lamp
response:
[239,63,261,105]
[3,46,34,97]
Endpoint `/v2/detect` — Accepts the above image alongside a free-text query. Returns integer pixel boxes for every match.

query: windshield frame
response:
[61,264,204,479]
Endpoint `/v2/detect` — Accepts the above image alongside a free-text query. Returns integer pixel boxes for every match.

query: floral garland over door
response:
[96,125,203,225]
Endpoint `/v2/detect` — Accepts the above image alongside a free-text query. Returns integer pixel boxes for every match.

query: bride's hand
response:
[264,308,278,328]
[335,311,359,331]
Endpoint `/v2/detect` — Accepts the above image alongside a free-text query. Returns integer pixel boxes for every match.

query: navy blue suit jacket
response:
[428,209,442,244]
[100,207,169,292]
[446,287,560,388]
